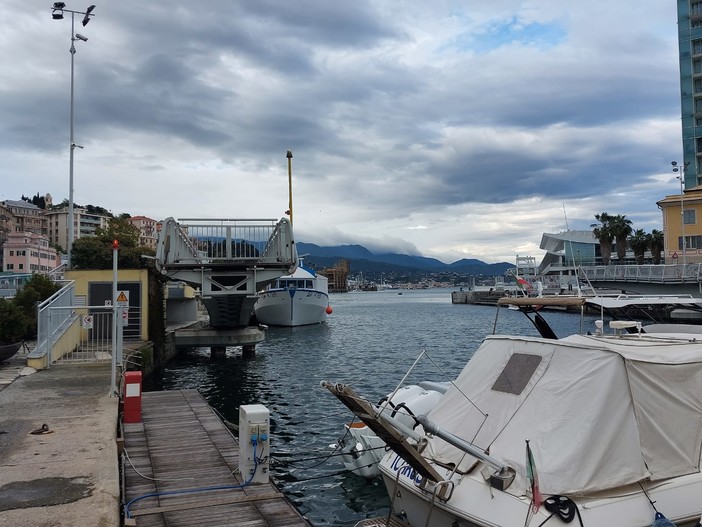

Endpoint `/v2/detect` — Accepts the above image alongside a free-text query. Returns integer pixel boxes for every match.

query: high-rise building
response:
[677,1,702,188]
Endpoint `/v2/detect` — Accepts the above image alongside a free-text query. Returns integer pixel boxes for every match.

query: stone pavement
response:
[0,360,120,527]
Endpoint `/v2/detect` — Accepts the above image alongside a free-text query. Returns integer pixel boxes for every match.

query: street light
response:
[671,161,690,266]
[51,3,96,269]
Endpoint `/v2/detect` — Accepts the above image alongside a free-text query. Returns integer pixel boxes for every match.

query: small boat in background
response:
[254,258,331,327]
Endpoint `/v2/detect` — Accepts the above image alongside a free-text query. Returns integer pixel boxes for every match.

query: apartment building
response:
[2,231,61,274]
[127,215,159,250]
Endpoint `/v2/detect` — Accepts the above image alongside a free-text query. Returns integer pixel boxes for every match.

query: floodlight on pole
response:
[671,161,690,266]
[51,3,96,269]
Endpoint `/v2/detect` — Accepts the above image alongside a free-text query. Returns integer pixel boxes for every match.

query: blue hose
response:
[124,440,260,518]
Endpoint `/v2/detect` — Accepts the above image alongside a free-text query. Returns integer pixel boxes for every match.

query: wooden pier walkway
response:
[122,389,310,527]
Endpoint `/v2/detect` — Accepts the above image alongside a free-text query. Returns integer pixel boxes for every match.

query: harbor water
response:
[144,288,598,526]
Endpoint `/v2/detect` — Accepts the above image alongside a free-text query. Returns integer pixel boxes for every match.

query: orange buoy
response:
[326,305,333,314]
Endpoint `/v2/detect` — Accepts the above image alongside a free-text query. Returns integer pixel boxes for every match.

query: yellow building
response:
[657,186,702,264]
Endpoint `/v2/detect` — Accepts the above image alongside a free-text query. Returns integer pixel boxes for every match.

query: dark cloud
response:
[0,1,683,262]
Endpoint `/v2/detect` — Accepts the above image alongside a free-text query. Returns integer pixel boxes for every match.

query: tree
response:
[591,212,615,265]
[96,217,140,249]
[71,217,155,270]
[650,229,664,265]
[8,274,60,340]
[609,214,633,262]
[628,229,650,265]
[0,298,30,344]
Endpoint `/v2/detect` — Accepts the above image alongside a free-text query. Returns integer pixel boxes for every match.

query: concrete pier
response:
[0,363,120,526]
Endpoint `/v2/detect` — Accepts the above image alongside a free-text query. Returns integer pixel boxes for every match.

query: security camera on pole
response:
[51,3,96,269]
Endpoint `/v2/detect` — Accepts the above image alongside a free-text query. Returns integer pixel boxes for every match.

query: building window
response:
[693,2,702,15]
[684,209,696,225]
[695,39,702,55]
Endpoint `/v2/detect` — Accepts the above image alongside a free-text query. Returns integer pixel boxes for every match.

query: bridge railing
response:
[156,217,296,268]
[581,264,702,283]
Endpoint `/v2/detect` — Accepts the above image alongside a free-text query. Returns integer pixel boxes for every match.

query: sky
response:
[0,1,685,264]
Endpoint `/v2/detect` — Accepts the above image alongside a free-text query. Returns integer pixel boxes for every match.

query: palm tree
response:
[650,229,664,265]
[591,212,615,265]
[609,214,633,262]
[628,229,650,265]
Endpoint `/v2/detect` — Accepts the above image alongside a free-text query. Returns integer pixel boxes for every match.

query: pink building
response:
[2,231,61,274]
[127,216,159,250]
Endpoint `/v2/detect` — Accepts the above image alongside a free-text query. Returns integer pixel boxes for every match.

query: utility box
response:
[123,371,142,423]
[238,404,270,484]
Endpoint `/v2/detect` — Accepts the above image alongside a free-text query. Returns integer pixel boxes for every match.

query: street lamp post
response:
[51,2,95,269]
[671,161,690,266]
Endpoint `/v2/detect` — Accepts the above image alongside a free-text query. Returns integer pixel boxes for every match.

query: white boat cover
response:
[424,333,702,496]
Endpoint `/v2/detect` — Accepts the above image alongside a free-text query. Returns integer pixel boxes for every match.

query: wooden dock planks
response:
[123,389,310,527]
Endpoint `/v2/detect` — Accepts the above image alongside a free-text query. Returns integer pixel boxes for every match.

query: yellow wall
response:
[662,199,701,264]
[65,269,150,340]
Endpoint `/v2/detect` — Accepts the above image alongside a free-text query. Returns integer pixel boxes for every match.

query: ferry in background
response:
[254,259,331,327]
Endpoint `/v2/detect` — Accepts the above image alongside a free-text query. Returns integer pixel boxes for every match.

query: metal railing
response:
[54,307,114,364]
[36,281,76,364]
[580,264,702,283]
[156,217,296,269]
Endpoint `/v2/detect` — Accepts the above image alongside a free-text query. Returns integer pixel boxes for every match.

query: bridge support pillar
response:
[174,327,266,359]
[211,346,227,359]
[242,344,256,359]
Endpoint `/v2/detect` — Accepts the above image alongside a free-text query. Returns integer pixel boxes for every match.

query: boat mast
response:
[287,150,294,226]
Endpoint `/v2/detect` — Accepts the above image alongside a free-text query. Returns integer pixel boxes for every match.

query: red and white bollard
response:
[123,371,142,423]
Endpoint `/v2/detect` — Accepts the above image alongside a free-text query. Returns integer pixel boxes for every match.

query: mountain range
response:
[295,242,514,279]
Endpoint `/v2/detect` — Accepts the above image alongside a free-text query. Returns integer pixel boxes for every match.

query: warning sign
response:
[116,290,129,307]
[82,315,93,329]
[672,252,679,260]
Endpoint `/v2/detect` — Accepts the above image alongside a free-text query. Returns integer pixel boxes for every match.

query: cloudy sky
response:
[0,1,683,264]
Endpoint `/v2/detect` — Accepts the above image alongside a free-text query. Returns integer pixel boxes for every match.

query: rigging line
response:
[272,445,390,465]
[423,350,487,417]
[378,349,427,417]
[638,481,659,513]
[277,463,380,483]
[485,349,557,451]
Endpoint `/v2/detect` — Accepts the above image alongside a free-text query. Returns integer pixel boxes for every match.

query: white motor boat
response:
[335,381,449,479]
[324,297,702,527]
[254,259,331,327]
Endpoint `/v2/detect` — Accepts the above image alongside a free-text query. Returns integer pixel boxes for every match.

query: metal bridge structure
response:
[155,217,297,354]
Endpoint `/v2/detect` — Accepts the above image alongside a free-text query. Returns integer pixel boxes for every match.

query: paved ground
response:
[0,358,120,527]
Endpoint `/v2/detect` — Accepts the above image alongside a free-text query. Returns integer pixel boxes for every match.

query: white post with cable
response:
[238,404,270,484]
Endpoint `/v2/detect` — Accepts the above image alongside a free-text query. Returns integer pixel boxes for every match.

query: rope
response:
[541,496,583,526]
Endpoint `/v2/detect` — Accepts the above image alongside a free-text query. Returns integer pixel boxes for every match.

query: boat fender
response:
[543,496,582,525]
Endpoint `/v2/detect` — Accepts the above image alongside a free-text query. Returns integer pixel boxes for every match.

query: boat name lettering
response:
[390,454,423,485]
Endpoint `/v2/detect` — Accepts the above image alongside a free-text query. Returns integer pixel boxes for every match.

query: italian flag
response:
[516,277,532,290]
[526,440,543,513]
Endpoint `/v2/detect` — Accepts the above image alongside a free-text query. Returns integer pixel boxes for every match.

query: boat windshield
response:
[276,279,313,289]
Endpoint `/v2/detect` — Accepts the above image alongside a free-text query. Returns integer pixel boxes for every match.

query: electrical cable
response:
[124,438,261,519]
